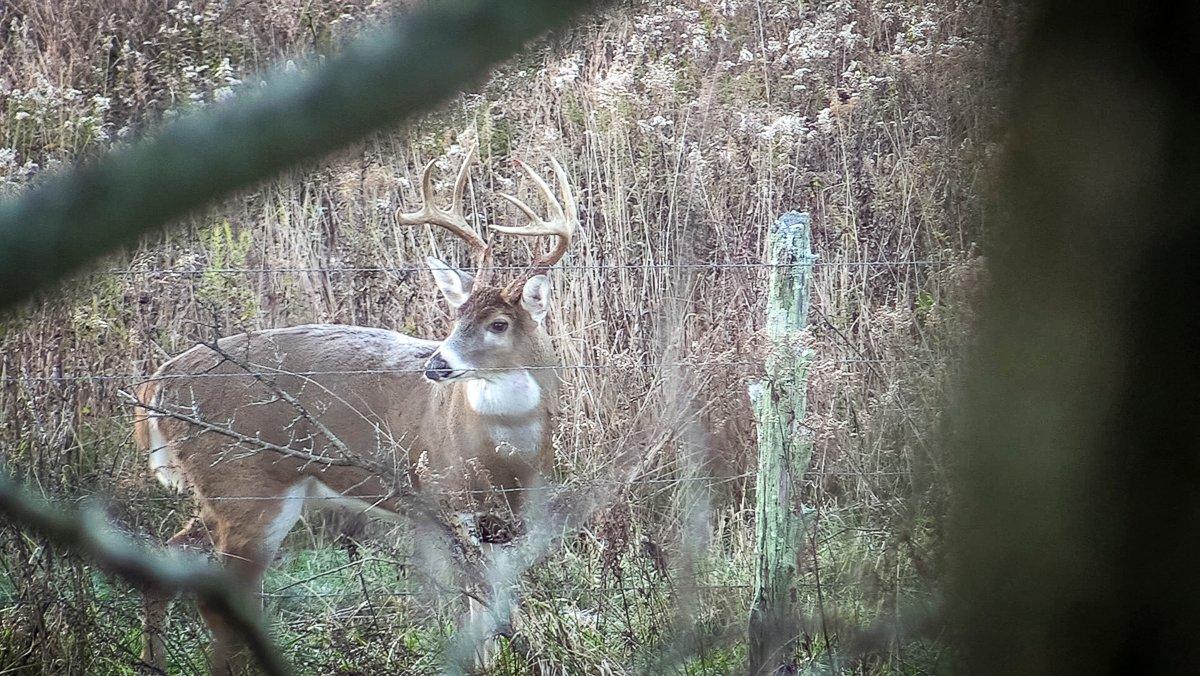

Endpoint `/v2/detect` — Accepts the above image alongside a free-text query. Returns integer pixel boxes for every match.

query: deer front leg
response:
[199,488,305,675]
[142,517,214,672]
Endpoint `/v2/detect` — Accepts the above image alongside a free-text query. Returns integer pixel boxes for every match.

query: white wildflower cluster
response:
[528,2,728,122]
[814,107,836,134]
[177,54,245,107]
[838,21,865,50]
[155,0,248,109]
[633,6,712,57]
[212,58,243,103]
[839,60,869,99]
[636,115,674,142]
[641,60,678,100]
[162,1,220,35]
[778,7,851,94]
[883,2,943,58]
[549,54,580,90]
[736,112,761,135]
[17,160,39,180]
[593,55,635,108]
[758,114,812,140]
[4,73,112,148]
[697,0,742,16]
[633,13,669,40]
[0,147,18,185]
[737,110,814,142]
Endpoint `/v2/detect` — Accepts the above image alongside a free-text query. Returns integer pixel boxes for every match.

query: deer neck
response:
[463,370,545,457]
[466,370,542,417]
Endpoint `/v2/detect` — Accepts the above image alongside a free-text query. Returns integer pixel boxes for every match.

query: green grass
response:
[0,491,946,674]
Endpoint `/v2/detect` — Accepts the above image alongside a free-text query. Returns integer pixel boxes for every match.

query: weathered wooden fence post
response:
[748,211,816,675]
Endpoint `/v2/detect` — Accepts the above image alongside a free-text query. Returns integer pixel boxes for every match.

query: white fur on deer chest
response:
[146,416,187,493]
[467,372,543,456]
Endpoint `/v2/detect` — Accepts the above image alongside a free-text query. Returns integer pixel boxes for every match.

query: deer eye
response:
[488,320,509,334]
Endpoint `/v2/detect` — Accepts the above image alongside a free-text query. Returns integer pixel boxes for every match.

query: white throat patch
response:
[466,371,542,416]
[467,371,544,456]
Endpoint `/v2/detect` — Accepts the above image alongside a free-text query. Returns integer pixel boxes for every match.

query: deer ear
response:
[427,257,474,309]
[521,275,552,323]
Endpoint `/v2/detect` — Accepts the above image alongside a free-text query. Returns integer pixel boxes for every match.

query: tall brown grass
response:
[0,0,1012,672]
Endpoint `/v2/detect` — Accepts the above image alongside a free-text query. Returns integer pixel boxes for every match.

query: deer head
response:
[395,148,577,383]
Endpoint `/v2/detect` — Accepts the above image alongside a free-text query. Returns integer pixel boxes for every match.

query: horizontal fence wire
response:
[4,257,947,613]
[0,582,795,604]
[0,357,952,385]
[262,586,747,600]
[99,260,956,276]
[256,577,889,602]
[51,470,917,506]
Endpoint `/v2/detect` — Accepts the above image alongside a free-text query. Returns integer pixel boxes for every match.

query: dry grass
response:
[0,0,1013,672]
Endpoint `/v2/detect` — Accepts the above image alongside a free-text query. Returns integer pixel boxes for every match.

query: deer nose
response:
[424,354,452,382]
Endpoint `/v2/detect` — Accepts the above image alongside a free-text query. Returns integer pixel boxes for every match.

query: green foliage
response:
[198,220,260,321]
[489,115,515,159]
[916,291,936,319]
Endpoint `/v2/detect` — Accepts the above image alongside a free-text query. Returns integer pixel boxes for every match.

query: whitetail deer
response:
[132,148,577,673]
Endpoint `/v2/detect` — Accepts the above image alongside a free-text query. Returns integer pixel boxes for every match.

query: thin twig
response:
[118,389,357,469]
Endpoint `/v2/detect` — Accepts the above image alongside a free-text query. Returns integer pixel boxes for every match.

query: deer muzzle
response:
[424,353,455,382]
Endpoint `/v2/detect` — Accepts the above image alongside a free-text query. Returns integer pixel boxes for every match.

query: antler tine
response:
[451,143,477,210]
[488,157,578,275]
[550,156,578,224]
[395,146,489,263]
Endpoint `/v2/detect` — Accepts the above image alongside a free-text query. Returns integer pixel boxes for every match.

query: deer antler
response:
[487,157,578,277]
[396,145,491,272]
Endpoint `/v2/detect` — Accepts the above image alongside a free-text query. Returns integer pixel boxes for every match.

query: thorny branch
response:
[118,389,360,470]
[119,381,494,592]
[193,332,390,477]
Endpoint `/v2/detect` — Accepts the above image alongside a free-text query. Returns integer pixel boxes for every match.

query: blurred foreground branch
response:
[951,1,1200,672]
[0,473,290,675]
[0,0,600,310]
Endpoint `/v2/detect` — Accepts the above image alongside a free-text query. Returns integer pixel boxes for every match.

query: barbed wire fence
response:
[0,0,974,672]
[1,248,955,672]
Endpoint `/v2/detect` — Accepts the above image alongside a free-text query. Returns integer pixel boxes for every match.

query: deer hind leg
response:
[142,517,214,672]
[466,540,520,670]
[199,483,307,675]
[468,593,503,669]
[469,595,528,670]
